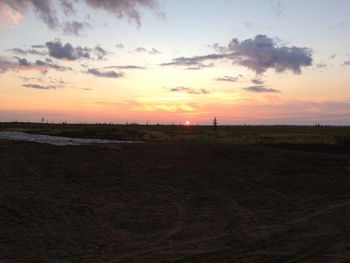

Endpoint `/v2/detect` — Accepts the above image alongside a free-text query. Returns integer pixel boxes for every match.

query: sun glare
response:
[185,120,191,126]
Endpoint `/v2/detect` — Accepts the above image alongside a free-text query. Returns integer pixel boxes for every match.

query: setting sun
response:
[185,120,191,126]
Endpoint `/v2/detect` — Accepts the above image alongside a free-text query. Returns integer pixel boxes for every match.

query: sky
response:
[0,0,349,125]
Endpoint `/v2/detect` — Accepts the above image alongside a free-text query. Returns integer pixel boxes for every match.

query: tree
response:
[213,117,217,130]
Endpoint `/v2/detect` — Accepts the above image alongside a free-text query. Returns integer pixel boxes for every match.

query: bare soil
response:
[1,139,350,262]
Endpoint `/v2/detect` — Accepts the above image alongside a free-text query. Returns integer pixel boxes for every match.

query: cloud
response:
[31,45,46,49]
[0,56,71,73]
[23,83,57,90]
[161,54,226,67]
[270,0,285,17]
[0,2,22,24]
[86,68,124,78]
[34,59,71,71]
[185,63,214,70]
[226,34,312,74]
[17,57,31,67]
[343,60,350,66]
[251,78,264,85]
[243,85,280,93]
[94,46,109,60]
[149,48,161,55]
[116,43,124,49]
[9,48,46,56]
[329,54,336,60]
[84,0,159,26]
[170,87,209,95]
[46,39,91,60]
[3,0,59,29]
[45,39,110,61]
[63,20,90,36]
[104,65,147,70]
[0,57,16,73]
[135,47,147,53]
[215,76,239,82]
[165,35,312,75]
[316,63,327,68]
[0,0,159,30]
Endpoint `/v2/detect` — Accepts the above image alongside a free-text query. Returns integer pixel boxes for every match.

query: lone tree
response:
[213,117,217,130]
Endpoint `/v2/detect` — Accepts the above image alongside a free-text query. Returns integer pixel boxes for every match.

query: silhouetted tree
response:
[213,117,217,130]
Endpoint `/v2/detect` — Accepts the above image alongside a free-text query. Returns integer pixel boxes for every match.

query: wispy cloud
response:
[86,68,124,78]
[149,48,161,55]
[215,76,239,82]
[135,47,148,53]
[23,83,58,90]
[316,63,327,68]
[9,48,46,56]
[104,65,147,70]
[170,87,210,95]
[63,20,91,36]
[243,85,280,93]
[251,78,264,85]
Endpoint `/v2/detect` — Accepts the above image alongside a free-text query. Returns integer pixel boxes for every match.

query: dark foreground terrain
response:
[1,137,350,262]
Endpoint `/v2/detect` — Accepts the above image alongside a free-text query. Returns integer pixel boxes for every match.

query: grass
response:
[1,122,350,145]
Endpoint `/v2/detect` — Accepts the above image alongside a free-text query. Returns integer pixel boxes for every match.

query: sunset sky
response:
[0,0,349,125]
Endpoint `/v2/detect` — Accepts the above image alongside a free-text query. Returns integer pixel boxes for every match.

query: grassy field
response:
[1,122,350,145]
[1,123,350,262]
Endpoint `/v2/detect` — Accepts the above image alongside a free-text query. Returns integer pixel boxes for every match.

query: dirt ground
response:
[1,139,350,262]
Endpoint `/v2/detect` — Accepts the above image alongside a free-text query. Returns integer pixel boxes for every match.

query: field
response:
[1,123,350,262]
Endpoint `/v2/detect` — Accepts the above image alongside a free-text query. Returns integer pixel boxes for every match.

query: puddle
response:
[0,131,141,146]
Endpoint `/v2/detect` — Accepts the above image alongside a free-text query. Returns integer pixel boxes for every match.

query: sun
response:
[185,120,191,126]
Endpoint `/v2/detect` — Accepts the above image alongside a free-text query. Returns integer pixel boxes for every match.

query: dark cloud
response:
[46,39,91,60]
[135,47,147,53]
[343,60,350,66]
[94,46,109,60]
[115,43,124,49]
[243,85,280,93]
[17,57,31,67]
[63,20,90,36]
[226,34,312,74]
[85,0,158,26]
[9,48,46,56]
[251,78,264,85]
[215,76,239,82]
[1,0,159,31]
[23,83,57,90]
[104,65,147,70]
[166,35,312,75]
[149,48,161,55]
[86,68,123,78]
[0,56,71,73]
[170,87,209,95]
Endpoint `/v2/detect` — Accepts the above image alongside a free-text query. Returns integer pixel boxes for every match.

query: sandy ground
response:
[1,139,350,262]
